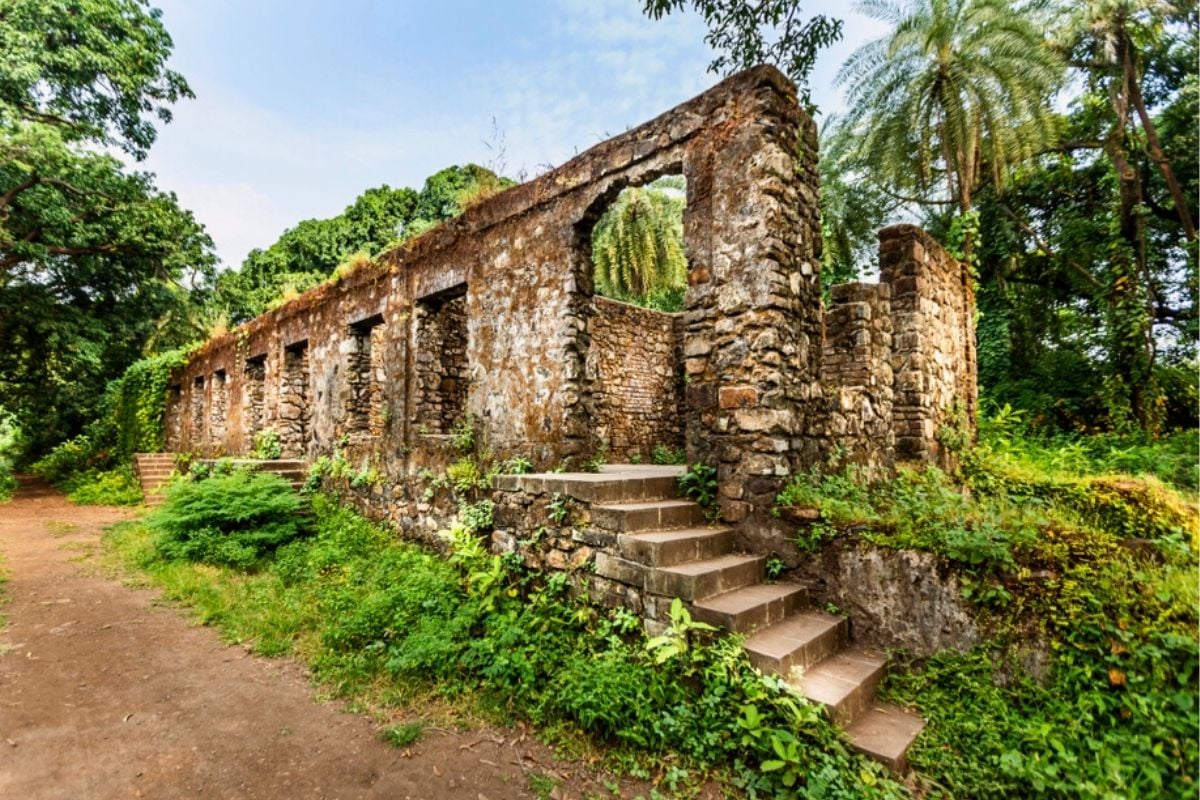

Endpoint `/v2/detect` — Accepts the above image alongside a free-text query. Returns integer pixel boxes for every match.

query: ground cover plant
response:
[107,492,908,799]
[776,414,1199,799]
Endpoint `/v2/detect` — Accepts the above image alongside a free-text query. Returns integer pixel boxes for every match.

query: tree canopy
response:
[0,0,215,456]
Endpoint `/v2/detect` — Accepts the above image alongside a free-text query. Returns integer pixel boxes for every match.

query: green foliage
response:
[63,466,142,506]
[457,499,494,533]
[380,721,423,748]
[642,0,843,108]
[0,414,19,502]
[252,429,283,460]
[651,444,687,466]
[215,166,513,323]
[31,347,191,484]
[591,176,688,310]
[449,415,476,454]
[146,469,304,568]
[678,463,718,507]
[0,2,217,457]
[839,0,1062,221]
[107,496,908,798]
[776,420,1199,796]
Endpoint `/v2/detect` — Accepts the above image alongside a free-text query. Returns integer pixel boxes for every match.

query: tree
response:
[215,165,515,323]
[591,176,688,310]
[817,116,900,290]
[0,0,215,456]
[838,0,1062,257]
[642,1,843,106]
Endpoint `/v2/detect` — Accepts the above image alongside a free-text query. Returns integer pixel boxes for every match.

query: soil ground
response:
[0,477,676,800]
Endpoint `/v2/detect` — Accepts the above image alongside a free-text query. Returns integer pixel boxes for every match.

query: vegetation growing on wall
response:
[31,347,190,501]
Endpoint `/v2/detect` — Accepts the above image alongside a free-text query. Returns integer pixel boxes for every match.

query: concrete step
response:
[646,554,763,601]
[497,466,683,504]
[845,702,926,773]
[592,499,706,532]
[691,583,808,633]
[792,647,887,727]
[744,611,848,676]
[618,527,733,567]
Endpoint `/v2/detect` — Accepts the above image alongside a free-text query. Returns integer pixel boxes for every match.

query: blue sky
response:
[142,0,889,268]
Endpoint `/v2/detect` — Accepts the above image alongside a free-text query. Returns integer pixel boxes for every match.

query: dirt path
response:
[0,478,652,800]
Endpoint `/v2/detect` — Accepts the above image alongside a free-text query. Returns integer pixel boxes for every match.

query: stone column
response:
[681,68,824,523]
[880,225,977,471]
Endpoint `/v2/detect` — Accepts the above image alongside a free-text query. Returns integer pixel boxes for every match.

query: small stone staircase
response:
[134,454,308,506]
[194,458,308,491]
[133,452,177,505]
[514,464,925,771]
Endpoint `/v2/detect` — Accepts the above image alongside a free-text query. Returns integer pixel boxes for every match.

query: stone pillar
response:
[880,225,977,471]
[821,282,894,477]
[681,69,824,523]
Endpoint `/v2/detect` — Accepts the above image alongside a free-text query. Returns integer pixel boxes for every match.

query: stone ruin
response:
[164,64,976,538]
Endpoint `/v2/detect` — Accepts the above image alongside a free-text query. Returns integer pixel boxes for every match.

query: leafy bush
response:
[252,429,283,460]
[147,470,304,568]
[0,414,18,502]
[63,466,143,506]
[32,347,191,485]
[678,462,718,507]
[651,444,686,465]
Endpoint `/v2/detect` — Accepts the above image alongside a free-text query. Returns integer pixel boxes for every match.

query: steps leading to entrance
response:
[134,454,308,506]
[133,453,176,505]
[511,462,926,772]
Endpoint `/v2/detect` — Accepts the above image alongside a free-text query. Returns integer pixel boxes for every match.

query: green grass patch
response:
[62,466,143,506]
[104,494,907,799]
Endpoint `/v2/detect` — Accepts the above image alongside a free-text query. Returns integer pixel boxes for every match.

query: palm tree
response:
[591,176,687,309]
[838,0,1063,254]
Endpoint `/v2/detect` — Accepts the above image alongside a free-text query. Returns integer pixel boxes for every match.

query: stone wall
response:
[162,66,977,540]
[588,297,683,461]
[880,225,977,470]
[821,282,894,477]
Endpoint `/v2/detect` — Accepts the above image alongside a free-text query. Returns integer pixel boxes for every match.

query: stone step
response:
[496,465,683,504]
[845,702,926,773]
[591,499,706,532]
[646,554,763,601]
[744,611,848,676]
[691,583,808,633]
[792,647,887,727]
[617,527,733,567]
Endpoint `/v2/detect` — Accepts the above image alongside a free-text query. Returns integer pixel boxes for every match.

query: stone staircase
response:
[133,452,177,505]
[194,458,308,491]
[133,454,308,506]
[515,464,925,772]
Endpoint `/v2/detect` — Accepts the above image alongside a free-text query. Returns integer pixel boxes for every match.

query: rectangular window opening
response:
[346,314,386,436]
[414,285,468,435]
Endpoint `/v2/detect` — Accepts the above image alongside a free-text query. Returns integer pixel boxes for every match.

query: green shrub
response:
[64,466,143,506]
[252,429,283,460]
[678,462,718,507]
[147,470,304,568]
[0,413,17,502]
[651,444,686,465]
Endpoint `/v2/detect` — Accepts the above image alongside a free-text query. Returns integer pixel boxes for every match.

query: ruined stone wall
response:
[821,282,894,477]
[163,67,976,540]
[588,297,683,461]
[880,225,977,470]
[166,66,830,535]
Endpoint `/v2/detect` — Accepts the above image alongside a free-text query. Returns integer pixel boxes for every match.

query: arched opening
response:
[580,174,688,464]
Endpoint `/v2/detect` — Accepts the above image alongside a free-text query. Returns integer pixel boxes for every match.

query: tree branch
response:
[996,203,1104,291]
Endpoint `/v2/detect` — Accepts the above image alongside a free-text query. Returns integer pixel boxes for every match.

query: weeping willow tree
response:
[591,175,688,311]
